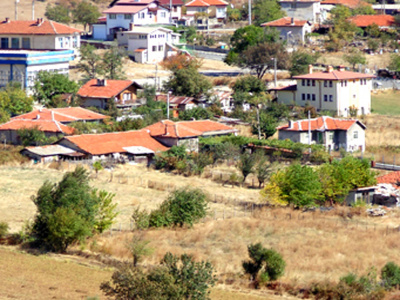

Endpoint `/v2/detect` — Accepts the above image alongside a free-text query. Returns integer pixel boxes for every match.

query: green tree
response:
[163,67,212,98]
[381,262,400,289]
[127,232,154,267]
[179,107,213,120]
[17,127,48,146]
[252,110,278,138]
[102,47,126,80]
[344,51,367,71]
[330,5,352,21]
[289,50,320,76]
[33,71,79,105]
[233,76,265,96]
[237,153,256,184]
[93,189,118,233]
[368,39,379,52]
[0,83,33,116]
[252,0,285,26]
[353,4,376,16]
[31,166,117,252]
[45,4,71,24]
[254,152,273,188]
[77,44,103,82]
[227,7,242,21]
[243,243,285,283]
[365,23,380,38]
[389,54,400,71]
[71,1,101,32]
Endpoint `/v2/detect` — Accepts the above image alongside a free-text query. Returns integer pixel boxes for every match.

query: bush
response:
[381,262,400,289]
[131,207,150,230]
[0,221,8,239]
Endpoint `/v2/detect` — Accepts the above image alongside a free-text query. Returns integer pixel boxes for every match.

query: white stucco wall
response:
[92,24,107,40]
[280,1,321,23]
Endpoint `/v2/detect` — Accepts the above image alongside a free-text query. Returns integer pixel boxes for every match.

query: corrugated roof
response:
[24,144,76,156]
[348,15,394,27]
[145,120,237,138]
[156,95,195,105]
[277,116,365,132]
[77,79,141,99]
[0,19,81,35]
[261,17,308,27]
[0,119,75,135]
[293,69,375,80]
[61,130,169,155]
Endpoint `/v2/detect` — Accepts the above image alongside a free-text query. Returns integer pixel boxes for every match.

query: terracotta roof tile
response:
[293,69,375,80]
[185,0,227,7]
[0,19,81,35]
[348,15,394,27]
[62,130,169,155]
[269,84,297,91]
[159,0,184,5]
[377,171,400,188]
[156,95,195,105]
[77,79,140,99]
[321,0,371,9]
[261,17,308,27]
[0,119,74,135]
[277,116,365,132]
[13,107,108,123]
[145,120,237,138]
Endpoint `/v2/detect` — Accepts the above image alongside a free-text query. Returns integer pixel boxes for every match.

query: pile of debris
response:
[366,207,386,217]
[372,184,400,208]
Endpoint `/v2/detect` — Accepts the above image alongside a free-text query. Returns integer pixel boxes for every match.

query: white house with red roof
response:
[92,0,171,40]
[277,116,366,152]
[261,17,313,44]
[158,0,184,21]
[145,119,238,151]
[184,0,228,21]
[77,79,143,109]
[279,0,324,23]
[348,15,395,29]
[272,65,375,117]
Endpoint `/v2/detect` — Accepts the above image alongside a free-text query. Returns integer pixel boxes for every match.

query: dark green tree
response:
[381,262,400,289]
[77,44,103,82]
[163,68,212,98]
[17,127,48,146]
[252,0,285,26]
[0,83,33,116]
[45,4,71,24]
[344,51,367,71]
[32,71,79,105]
[31,166,117,252]
[236,152,256,184]
[179,107,213,120]
[243,243,286,283]
[289,50,320,76]
[102,47,127,80]
[252,110,279,138]
[71,1,101,32]
[389,54,400,71]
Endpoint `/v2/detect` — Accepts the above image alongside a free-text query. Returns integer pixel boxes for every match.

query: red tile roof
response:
[0,19,81,35]
[61,130,169,155]
[321,0,371,9]
[156,95,195,106]
[103,5,147,14]
[261,17,308,27]
[13,107,108,123]
[348,15,395,27]
[145,120,237,138]
[277,116,365,132]
[159,0,184,5]
[293,69,375,80]
[116,0,154,4]
[280,0,319,2]
[77,79,140,99]
[269,84,297,91]
[185,0,227,7]
[377,172,400,188]
[0,119,75,135]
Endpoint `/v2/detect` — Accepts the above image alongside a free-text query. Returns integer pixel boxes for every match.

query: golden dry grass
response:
[317,51,391,70]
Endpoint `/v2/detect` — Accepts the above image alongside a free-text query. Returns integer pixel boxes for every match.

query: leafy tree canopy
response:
[45,4,71,24]
[72,0,101,32]
[344,50,367,71]
[0,82,33,116]
[252,0,285,26]
[289,50,320,76]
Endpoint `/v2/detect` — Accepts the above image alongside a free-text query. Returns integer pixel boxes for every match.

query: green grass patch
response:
[372,91,400,115]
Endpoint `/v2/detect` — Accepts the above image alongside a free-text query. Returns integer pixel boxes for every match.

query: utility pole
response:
[32,0,35,20]
[167,91,171,119]
[271,57,277,87]
[256,106,261,140]
[308,110,311,154]
[169,0,172,24]
[248,0,251,25]
[15,0,19,20]
[154,64,158,91]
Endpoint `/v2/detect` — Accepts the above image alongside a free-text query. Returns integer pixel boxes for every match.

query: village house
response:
[277,116,366,152]
[347,15,395,30]
[261,17,313,44]
[158,0,184,21]
[271,65,375,116]
[92,0,171,41]
[77,79,143,109]
[117,26,181,63]
[156,94,197,118]
[321,0,371,11]
[279,0,324,23]
[145,119,238,151]
[184,0,228,24]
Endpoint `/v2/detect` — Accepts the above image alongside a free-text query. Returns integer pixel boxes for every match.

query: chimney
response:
[326,65,333,73]
[291,17,294,25]
[97,79,106,86]
[36,114,40,120]
[51,111,55,121]
[129,22,134,31]
[5,18,10,23]
[36,18,43,26]
[308,64,313,74]
[338,65,345,72]
[289,120,293,128]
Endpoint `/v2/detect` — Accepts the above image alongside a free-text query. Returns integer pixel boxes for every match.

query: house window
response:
[11,38,19,49]
[354,131,358,139]
[161,11,166,18]
[329,95,333,102]
[109,14,117,19]
[307,79,310,86]
[159,45,163,51]
[59,37,63,48]
[123,93,131,100]
[329,133,333,141]
[302,79,305,86]
[291,2,297,8]
[341,80,343,87]
[141,12,145,18]
[324,95,328,102]
[329,81,333,87]
[312,94,316,101]
[302,93,305,101]
[324,81,327,87]
[312,80,315,86]
[345,80,347,87]
[0,38,8,49]
[124,14,131,19]
[152,45,157,51]
[72,36,78,48]
[307,93,311,100]
[22,37,30,49]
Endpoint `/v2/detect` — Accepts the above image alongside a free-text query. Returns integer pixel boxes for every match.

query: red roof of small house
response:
[293,68,375,80]
[280,0,319,2]
[103,5,147,14]
[377,171,400,189]
[277,116,365,132]
[77,79,141,99]
[321,0,370,9]
[145,120,237,138]
[348,15,395,27]
[159,0,184,5]
[156,95,195,106]
[134,48,147,52]
[0,19,81,35]
[61,130,169,155]
[185,0,227,7]
[0,119,75,135]
[269,84,297,91]
[13,107,108,123]
[261,17,308,27]
[115,0,154,4]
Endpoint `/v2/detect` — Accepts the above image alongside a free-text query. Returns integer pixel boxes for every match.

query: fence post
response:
[252,204,254,216]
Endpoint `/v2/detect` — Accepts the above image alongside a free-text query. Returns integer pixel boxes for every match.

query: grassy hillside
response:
[371,90,400,116]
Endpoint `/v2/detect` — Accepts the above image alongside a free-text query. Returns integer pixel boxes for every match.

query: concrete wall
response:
[345,122,366,152]
[92,24,107,40]
[280,1,321,22]
[276,90,296,105]
[80,97,107,109]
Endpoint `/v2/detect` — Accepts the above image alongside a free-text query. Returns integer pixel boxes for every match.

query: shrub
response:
[0,221,8,239]
[131,207,150,230]
[381,262,400,289]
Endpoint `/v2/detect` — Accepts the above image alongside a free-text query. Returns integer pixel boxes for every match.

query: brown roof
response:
[61,130,169,155]
[77,79,141,99]
[277,116,365,132]
[0,19,81,35]
[0,119,75,135]
[321,0,371,9]
[13,107,108,123]
[261,17,308,27]
[348,15,395,27]
[293,69,375,80]
[145,120,237,138]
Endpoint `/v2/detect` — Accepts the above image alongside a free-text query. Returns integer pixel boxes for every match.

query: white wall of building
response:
[280,1,322,23]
